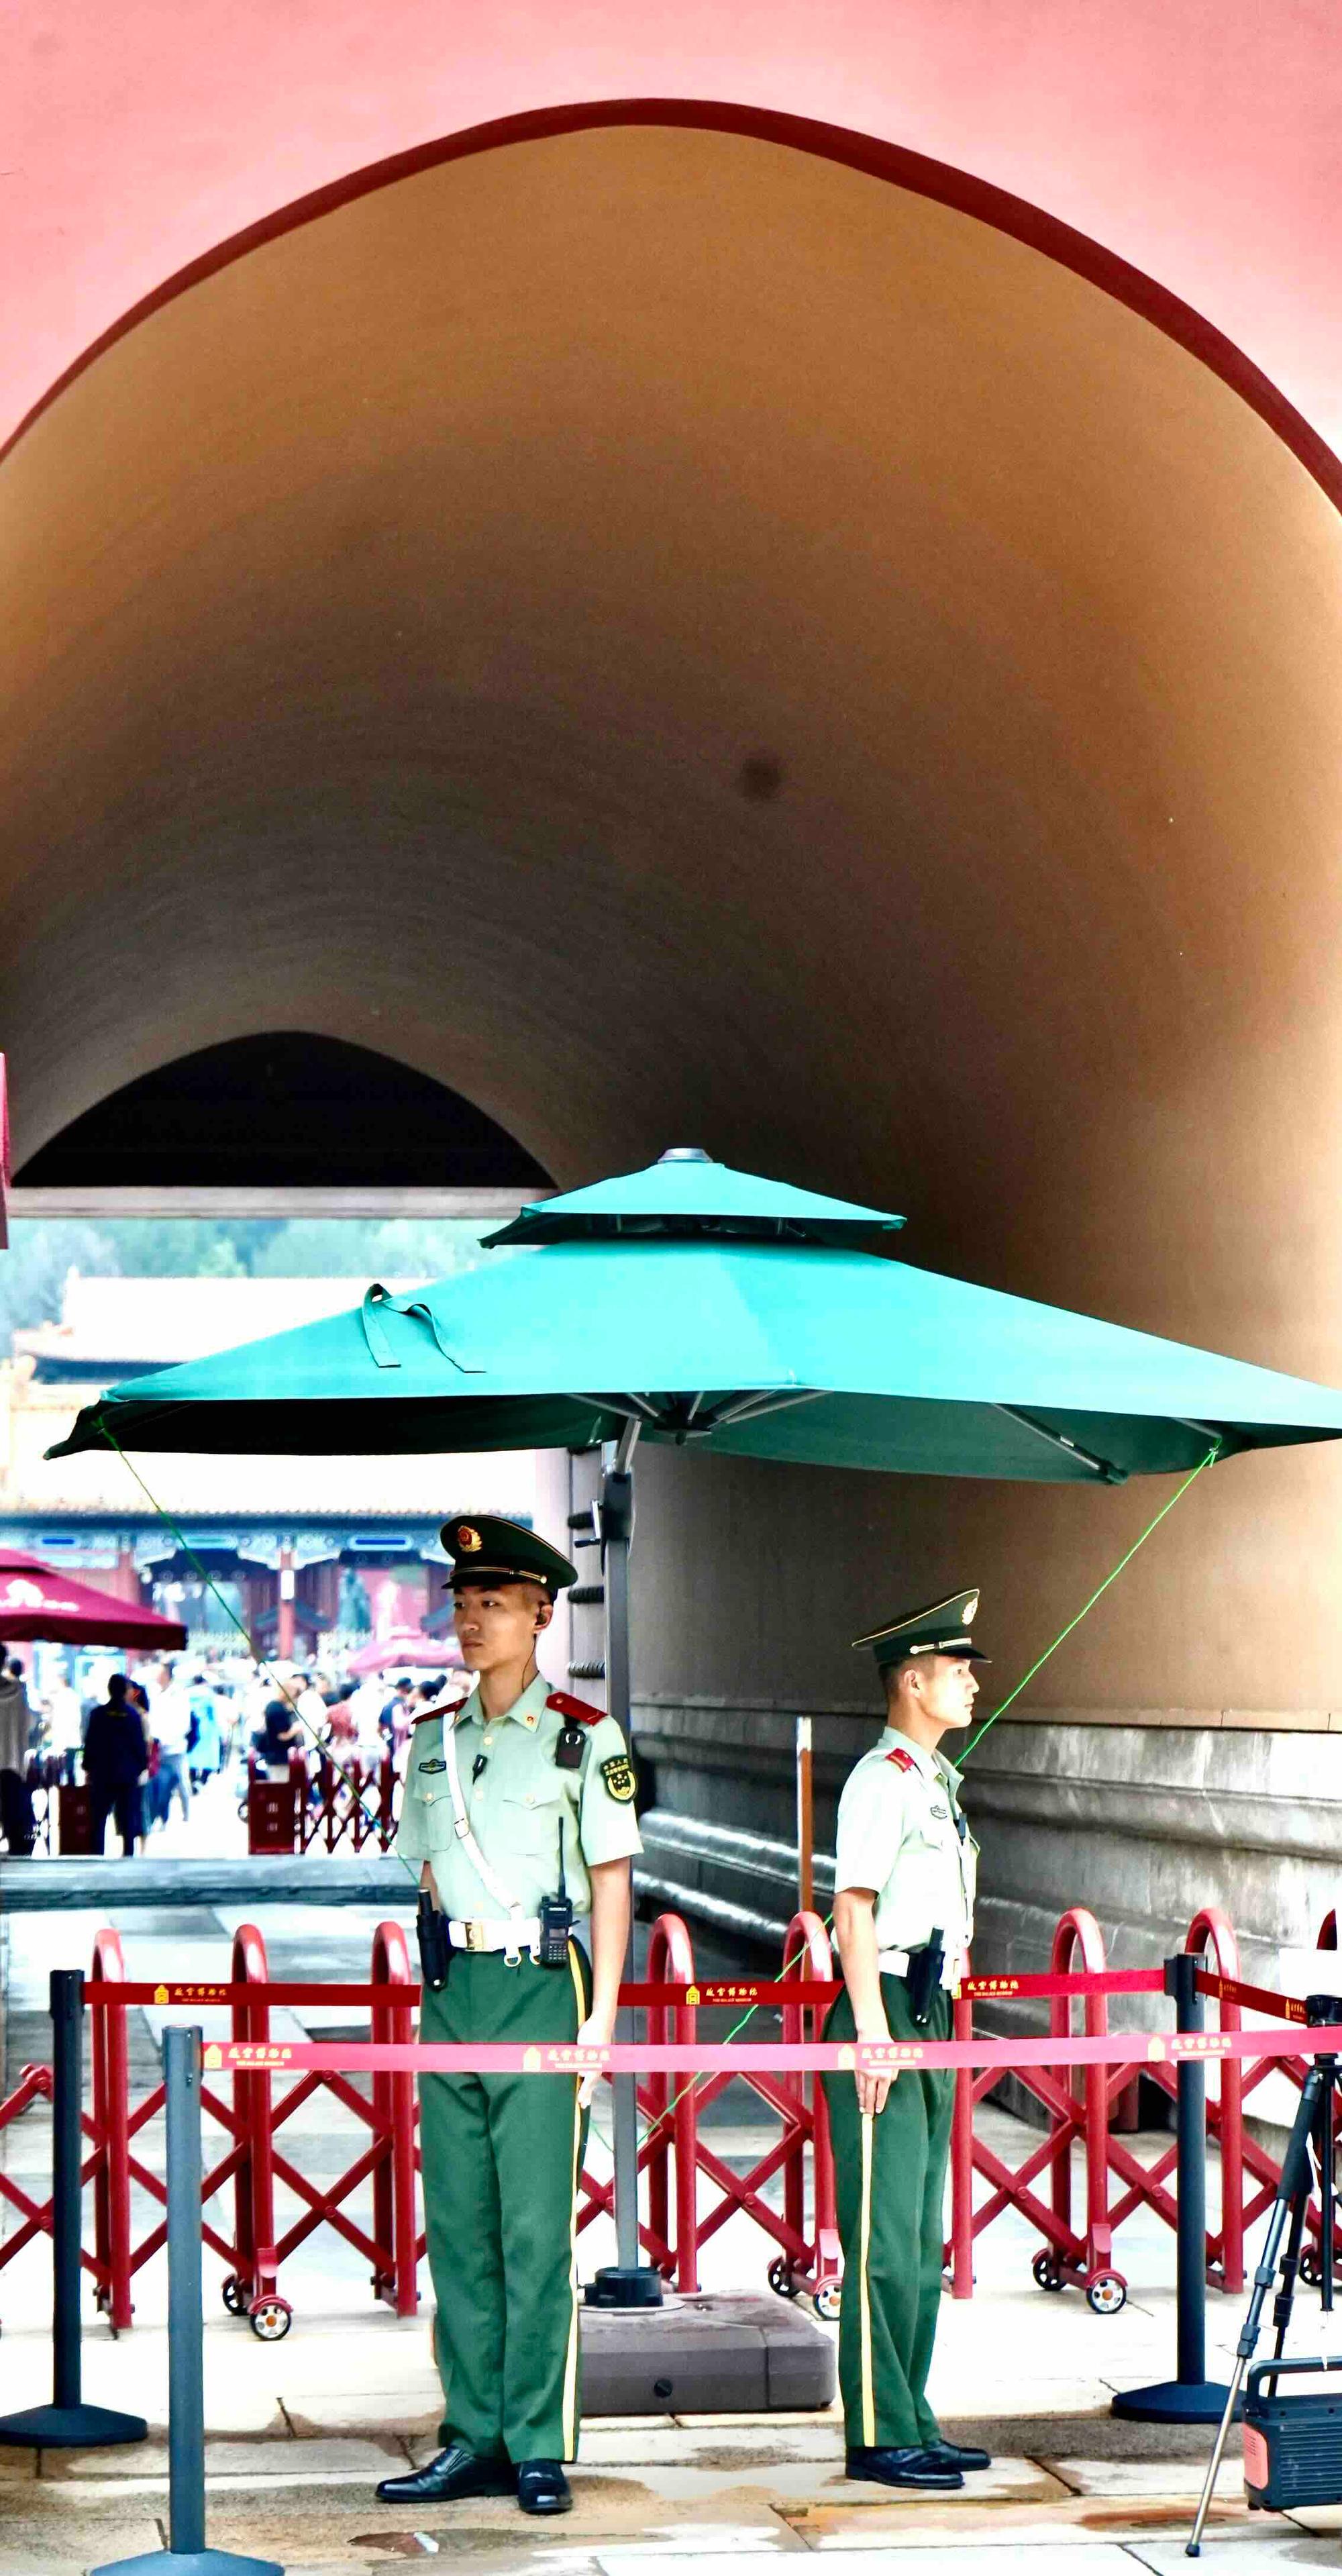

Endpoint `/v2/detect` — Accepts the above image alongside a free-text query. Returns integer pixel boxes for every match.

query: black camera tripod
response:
[1187,1993,1342,2555]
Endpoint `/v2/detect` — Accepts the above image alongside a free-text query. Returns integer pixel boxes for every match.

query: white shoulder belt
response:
[442,1718,531,1965]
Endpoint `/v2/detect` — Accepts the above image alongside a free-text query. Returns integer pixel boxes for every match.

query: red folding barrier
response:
[247,1752,399,1855]
[0,2062,54,2289]
[89,1928,134,2328]
[640,1911,699,2288]
[298,1753,399,1854]
[4,1899,1291,2331]
[947,1905,1136,2312]
[774,1910,841,2313]
[1186,1910,1342,2288]
[1184,1908,1243,2292]
[638,1910,842,2301]
[88,1925,258,2332]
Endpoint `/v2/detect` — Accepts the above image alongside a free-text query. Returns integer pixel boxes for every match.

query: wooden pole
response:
[796,1714,814,1915]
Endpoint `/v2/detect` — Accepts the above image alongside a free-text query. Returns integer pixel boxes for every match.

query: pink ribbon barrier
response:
[202,2024,1342,2079]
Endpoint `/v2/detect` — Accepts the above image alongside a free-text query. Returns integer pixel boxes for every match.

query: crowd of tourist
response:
[0,1647,462,1858]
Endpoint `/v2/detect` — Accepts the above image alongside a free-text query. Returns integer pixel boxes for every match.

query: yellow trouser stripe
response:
[562,1941,586,2457]
[858,2110,876,2448]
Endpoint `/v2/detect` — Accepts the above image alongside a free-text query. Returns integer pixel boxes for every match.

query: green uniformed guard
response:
[821,1589,992,2491]
[375,1516,641,2520]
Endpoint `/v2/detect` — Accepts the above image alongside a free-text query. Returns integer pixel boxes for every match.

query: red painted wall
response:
[3,4,1341,456]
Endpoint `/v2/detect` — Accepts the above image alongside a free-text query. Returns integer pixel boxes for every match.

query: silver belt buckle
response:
[464,1920,486,1954]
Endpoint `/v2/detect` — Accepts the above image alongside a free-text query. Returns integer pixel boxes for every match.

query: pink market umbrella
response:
[0,1546,187,1648]
[346,1627,462,1677]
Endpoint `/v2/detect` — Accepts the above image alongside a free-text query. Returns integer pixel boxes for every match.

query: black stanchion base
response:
[1112,2379,1239,2425]
[89,2550,282,2575]
[584,2263,664,2309]
[0,2400,148,2448]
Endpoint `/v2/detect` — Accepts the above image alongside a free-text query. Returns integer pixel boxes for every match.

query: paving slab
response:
[578,2425,843,2466]
[595,2538,803,2561]
[203,2490,809,2561]
[1125,2538,1342,2571]
[790,2498,1247,2548]
[604,2553,1145,2576]
[1283,2499,1342,2532]
[46,2433,403,2485]
[0,2492,166,2569]
[283,2386,440,2440]
[1043,2455,1247,2500]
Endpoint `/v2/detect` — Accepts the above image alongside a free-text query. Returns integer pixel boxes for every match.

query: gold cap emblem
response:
[458,1524,482,1553]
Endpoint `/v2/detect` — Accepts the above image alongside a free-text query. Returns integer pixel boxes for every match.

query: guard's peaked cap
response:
[851,1587,989,1673]
[441,1514,576,1593]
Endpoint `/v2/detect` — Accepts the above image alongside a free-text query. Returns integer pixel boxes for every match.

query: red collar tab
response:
[546,1689,602,1727]
[885,1747,917,1771]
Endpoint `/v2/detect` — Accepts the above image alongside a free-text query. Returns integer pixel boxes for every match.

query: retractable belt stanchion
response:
[92,2027,281,2576]
[0,1969,146,2451]
[1113,1952,1235,2426]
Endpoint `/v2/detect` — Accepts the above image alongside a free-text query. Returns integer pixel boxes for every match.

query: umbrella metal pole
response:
[590,1431,662,2308]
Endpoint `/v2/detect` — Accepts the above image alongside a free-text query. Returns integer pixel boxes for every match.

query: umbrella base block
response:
[582,2290,836,2414]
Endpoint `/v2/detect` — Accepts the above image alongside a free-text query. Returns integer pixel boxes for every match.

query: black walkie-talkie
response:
[535,1820,574,1966]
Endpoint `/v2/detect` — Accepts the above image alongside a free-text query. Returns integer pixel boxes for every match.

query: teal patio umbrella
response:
[48,1146,1342,1481]
[48,1146,1342,2294]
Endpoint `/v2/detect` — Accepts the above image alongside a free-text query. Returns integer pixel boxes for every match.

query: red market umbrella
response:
[0,1548,187,1649]
[346,1627,462,1677]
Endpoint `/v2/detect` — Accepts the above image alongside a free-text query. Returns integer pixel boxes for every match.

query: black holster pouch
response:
[417,1890,452,1993]
[905,1930,945,2030]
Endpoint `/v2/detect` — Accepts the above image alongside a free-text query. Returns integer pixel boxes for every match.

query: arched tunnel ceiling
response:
[3,117,1341,1373]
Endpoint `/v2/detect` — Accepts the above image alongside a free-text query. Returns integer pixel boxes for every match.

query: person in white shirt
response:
[289,1671,330,1742]
[48,1674,87,1786]
[148,1661,194,1823]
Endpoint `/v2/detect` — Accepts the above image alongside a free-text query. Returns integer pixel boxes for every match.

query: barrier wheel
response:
[248,2296,293,2341]
[1299,2247,1323,2288]
[221,2274,248,2316]
[1085,2271,1127,2317]
[813,2281,841,2322]
[768,2258,798,2301]
[1033,2251,1066,2293]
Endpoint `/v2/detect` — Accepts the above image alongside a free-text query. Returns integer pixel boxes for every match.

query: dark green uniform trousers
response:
[419,1943,590,2463]
[821,1975,953,2450]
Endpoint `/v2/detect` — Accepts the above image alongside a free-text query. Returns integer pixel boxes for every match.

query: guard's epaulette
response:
[885,1747,916,1772]
[413,1699,464,1727]
[546,1690,603,1727]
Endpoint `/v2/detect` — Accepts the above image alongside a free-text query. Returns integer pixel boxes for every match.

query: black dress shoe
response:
[517,2459,572,2515]
[931,2438,992,2470]
[376,2441,515,2504]
[845,2444,964,2489]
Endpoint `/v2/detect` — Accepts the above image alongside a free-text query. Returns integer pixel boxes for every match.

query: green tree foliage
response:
[250,1218,495,1281]
[0,1215,503,1346]
[0,1222,121,1348]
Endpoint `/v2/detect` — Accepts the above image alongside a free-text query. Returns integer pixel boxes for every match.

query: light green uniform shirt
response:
[395,1671,642,1920]
[833,1726,978,1961]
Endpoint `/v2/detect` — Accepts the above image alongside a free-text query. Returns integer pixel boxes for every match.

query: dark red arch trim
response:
[5,95,1339,509]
